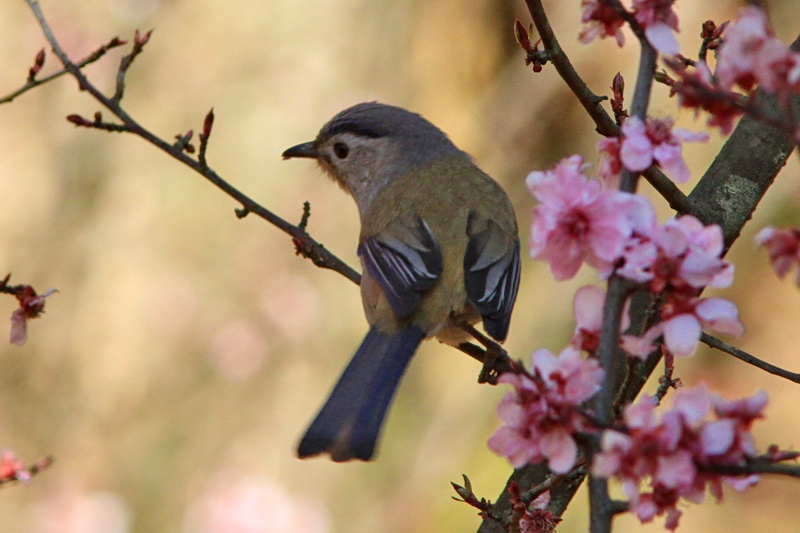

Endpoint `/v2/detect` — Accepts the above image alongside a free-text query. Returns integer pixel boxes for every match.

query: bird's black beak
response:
[282,141,318,160]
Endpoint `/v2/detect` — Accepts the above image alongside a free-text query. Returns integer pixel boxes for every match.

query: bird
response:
[282,102,520,461]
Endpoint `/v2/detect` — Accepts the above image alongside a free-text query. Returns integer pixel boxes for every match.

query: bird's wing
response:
[463,212,520,342]
[358,217,443,320]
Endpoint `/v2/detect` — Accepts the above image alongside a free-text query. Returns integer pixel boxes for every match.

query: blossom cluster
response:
[666,7,800,135]
[580,0,680,54]
[600,116,708,185]
[491,3,799,530]
[593,385,766,530]
[619,215,743,358]
[488,347,604,474]
[527,154,743,358]
[715,7,800,98]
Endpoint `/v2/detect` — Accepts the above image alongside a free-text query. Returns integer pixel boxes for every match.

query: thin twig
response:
[520,466,587,504]
[706,459,800,478]
[701,333,800,384]
[22,0,360,285]
[525,0,616,135]
[0,36,126,104]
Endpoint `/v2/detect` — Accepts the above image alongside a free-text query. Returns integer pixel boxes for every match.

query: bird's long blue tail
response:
[297,325,425,461]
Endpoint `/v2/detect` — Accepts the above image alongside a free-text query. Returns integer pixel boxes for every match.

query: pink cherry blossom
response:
[632,0,680,55]
[631,215,733,292]
[593,385,771,530]
[0,449,32,483]
[527,156,638,280]
[509,487,562,533]
[8,286,57,346]
[489,347,604,473]
[756,226,800,284]
[716,7,800,96]
[611,214,740,359]
[579,0,626,47]
[570,285,631,353]
[665,59,745,135]
[597,137,623,188]
[715,7,772,92]
[623,296,744,358]
[620,116,708,183]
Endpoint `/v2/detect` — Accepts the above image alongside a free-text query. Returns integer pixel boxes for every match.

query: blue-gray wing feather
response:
[358,217,443,320]
[463,212,520,342]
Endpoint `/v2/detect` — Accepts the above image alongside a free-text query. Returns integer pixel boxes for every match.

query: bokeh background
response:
[0,1,799,532]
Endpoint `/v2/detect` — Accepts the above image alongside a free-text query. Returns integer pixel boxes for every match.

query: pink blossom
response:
[527,156,636,280]
[620,116,708,183]
[614,214,741,359]
[32,489,130,533]
[756,226,800,284]
[593,385,769,530]
[0,449,32,483]
[616,214,733,293]
[510,488,562,533]
[624,296,744,358]
[579,0,626,47]
[716,7,800,95]
[570,285,631,353]
[666,59,745,135]
[632,0,680,55]
[716,7,772,91]
[9,286,57,346]
[597,136,623,188]
[489,347,604,473]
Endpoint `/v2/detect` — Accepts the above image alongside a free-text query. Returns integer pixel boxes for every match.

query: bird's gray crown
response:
[318,102,463,159]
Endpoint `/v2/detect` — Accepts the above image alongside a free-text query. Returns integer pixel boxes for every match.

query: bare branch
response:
[702,333,800,384]
[0,36,126,105]
[22,0,360,285]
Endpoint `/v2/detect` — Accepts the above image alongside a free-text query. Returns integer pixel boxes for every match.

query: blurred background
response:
[0,0,799,531]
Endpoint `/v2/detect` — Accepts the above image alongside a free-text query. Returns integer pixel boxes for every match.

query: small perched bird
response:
[283,102,520,461]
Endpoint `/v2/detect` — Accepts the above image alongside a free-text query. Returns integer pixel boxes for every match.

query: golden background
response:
[0,0,799,531]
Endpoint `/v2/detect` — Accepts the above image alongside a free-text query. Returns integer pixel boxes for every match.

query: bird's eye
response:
[333,142,350,159]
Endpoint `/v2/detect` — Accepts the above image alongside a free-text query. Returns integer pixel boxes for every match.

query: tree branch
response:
[22,0,361,286]
[0,37,127,105]
[702,333,800,384]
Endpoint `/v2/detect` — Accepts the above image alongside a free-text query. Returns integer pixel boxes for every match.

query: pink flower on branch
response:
[579,0,626,47]
[619,116,708,183]
[617,214,742,358]
[593,385,770,530]
[527,156,656,280]
[756,226,800,284]
[665,59,746,135]
[489,347,604,473]
[621,294,744,359]
[615,214,733,292]
[0,449,32,483]
[509,485,562,533]
[6,284,58,346]
[597,137,623,189]
[571,285,631,353]
[716,7,800,96]
[632,0,681,55]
